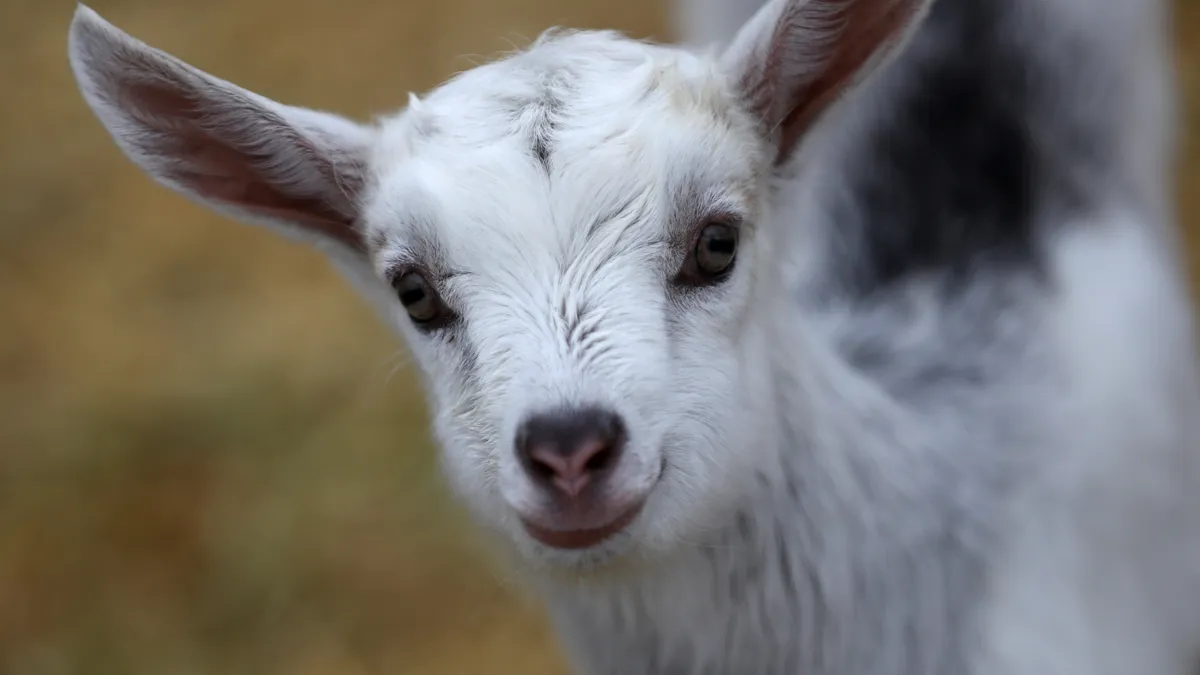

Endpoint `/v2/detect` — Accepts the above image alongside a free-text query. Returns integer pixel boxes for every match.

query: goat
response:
[67,0,1200,672]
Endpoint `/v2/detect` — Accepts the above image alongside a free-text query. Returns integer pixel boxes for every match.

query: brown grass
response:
[0,1,1196,673]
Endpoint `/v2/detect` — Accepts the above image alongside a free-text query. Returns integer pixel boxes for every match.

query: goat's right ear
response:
[721,0,932,166]
[67,4,375,253]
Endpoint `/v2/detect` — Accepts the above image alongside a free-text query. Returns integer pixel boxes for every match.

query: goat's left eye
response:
[695,222,738,276]
[674,220,739,288]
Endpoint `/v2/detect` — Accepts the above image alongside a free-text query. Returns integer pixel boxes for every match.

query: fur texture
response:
[66,0,1200,672]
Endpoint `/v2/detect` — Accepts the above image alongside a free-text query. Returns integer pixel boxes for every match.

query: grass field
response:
[0,1,1197,673]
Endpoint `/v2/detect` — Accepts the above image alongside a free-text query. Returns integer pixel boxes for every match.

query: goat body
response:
[66,0,1200,672]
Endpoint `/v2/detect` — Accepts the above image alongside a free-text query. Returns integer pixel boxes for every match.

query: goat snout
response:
[515,407,626,497]
[514,407,645,550]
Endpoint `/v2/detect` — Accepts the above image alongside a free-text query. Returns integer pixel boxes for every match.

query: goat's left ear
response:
[721,0,932,165]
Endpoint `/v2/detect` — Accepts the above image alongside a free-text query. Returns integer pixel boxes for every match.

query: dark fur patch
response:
[532,126,553,171]
[529,76,566,174]
[826,0,1110,299]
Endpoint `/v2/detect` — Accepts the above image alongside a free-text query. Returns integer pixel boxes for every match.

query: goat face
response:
[361,36,778,568]
[67,0,932,569]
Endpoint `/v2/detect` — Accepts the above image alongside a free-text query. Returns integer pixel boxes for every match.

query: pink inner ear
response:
[175,141,363,249]
[771,0,920,164]
[122,78,364,251]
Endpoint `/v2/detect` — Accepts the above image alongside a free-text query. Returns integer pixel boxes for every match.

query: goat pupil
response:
[697,224,737,274]
[706,238,734,254]
[400,287,425,306]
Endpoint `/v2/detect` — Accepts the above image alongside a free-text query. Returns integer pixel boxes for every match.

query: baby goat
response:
[67,0,1200,672]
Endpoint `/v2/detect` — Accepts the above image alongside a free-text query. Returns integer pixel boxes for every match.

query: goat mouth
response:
[521,501,644,550]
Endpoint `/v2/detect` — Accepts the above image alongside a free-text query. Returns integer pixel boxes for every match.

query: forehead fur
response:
[361,30,763,273]
[381,30,736,159]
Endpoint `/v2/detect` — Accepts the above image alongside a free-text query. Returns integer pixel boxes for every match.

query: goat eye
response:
[392,272,444,325]
[694,222,738,277]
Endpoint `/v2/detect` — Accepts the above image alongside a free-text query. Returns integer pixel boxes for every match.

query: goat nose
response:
[515,407,627,497]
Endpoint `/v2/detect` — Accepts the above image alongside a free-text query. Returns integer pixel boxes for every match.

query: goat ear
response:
[67,4,374,253]
[721,0,932,165]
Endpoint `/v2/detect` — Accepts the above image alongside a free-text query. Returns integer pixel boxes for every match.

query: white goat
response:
[67,0,1200,672]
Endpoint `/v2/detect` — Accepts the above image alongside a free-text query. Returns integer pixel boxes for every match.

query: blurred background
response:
[0,1,1196,673]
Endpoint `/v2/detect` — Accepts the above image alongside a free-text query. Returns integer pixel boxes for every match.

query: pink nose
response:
[515,407,626,498]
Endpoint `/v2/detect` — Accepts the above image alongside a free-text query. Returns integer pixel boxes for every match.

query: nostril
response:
[583,444,615,473]
[515,406,627,495]
[526,454,558,481]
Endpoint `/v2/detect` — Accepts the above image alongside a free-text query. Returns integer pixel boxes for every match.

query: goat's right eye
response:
[392,272,447,327]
